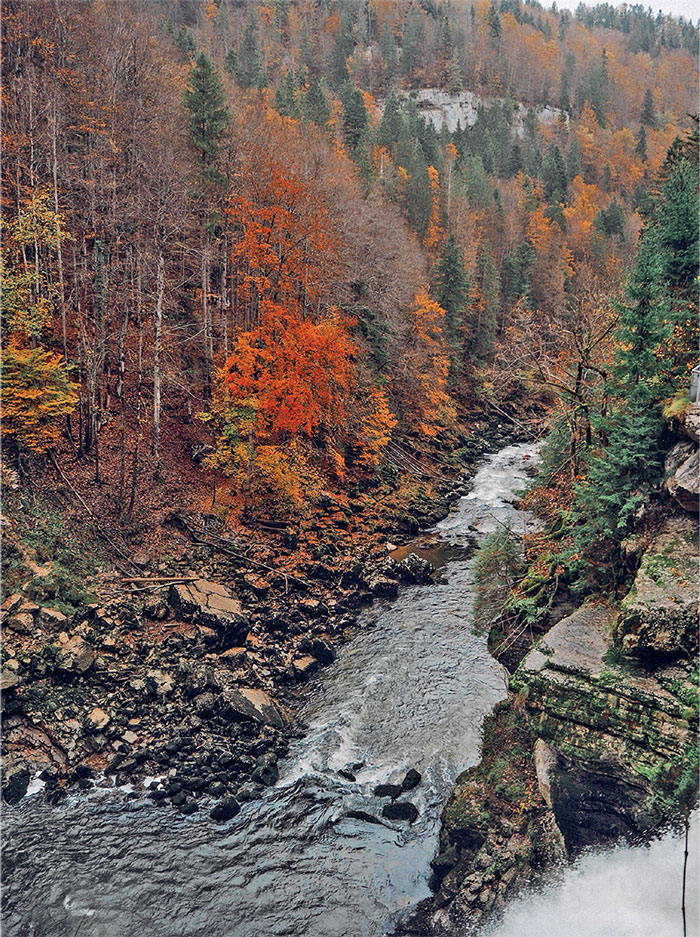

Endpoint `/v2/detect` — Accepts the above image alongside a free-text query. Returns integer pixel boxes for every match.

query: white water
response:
[484,815,699,937]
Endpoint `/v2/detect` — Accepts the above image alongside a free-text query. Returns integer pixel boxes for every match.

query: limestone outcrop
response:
[616,517,698,660]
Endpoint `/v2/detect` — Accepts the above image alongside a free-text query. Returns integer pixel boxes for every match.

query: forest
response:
[1,0,698,935]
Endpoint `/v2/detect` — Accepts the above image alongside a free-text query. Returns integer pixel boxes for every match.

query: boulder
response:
[298,636,335,665]
[210,797,241,823]
[220,687,287,729]
[382,801,419,822]
[293,655,318,678]
[58,636,96,674]
[401,768,422,791]
[682,402,700,443]
[374,783,402,799]
[667,449,699,513]
[367,575,399,599]
[616,519,698,660]
[169,579,248,647]
[1,670,20,692]
[2,764,30,805]
[397,554,435,584]
[86,707,110,731]
[39,607,68,628]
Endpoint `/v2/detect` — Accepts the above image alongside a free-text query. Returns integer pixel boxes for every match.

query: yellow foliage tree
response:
[1,344,78,453]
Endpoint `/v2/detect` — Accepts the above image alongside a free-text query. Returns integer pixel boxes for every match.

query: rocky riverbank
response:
[1,424,525,819]
[396,403,700,937]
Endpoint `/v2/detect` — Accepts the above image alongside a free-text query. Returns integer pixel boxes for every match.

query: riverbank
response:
[396,482,699,933]
[1,421,530,814]
[3,442,542,937]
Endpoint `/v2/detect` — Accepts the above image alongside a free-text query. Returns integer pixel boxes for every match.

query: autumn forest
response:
[1,0,698,933]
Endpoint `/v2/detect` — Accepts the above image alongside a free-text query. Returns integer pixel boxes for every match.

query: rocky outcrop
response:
[397,705,565,936]
[512,600,697,846]
[407,519,698,936]
[616,517,698,661]
[388,88,565,136]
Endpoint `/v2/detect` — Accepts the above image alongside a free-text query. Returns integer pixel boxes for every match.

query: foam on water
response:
[484,814,699,937]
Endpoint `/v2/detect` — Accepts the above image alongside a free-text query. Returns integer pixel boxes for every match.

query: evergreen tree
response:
[566,136,582,180]
[573,231,670,548]
[340,82,368,152]
[303,76,330,128]
[432,234,469,382]
[641,87,656,127]
[238,8,263,89]
[541,141,568,202]
[378,93,404,149]
[402,6,425,76]
[275,70,300,119]
[473,239,500,360]
[334,2,354,85]
[635,124,648,163]
[182,52,231,182]
[300,20,314,72]
[379,20,398,75]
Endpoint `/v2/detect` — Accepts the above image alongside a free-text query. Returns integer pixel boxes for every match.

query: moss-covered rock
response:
[616,517,698,661]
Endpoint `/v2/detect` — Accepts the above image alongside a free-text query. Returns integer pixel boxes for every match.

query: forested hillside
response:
[2,3,698,933]
[2,0,697,539]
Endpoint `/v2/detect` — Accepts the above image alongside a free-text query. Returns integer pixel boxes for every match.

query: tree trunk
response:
[152,249,164,472]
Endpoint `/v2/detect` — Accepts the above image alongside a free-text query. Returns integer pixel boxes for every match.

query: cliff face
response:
[386,88,566,135]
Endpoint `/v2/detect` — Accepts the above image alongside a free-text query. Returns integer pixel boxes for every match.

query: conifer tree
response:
[641,87,656,127]
[237,8,264,89]
[303,76,330,128]
[182,52,231,182]
[635,124,648,163]
[542,142,568,203]
[432,234,469,383]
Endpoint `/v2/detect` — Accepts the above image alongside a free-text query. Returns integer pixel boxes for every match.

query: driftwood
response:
[172,512,314,593]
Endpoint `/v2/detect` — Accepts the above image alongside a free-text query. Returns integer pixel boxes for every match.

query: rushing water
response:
[483,813,699,937]
[2,444,539,937]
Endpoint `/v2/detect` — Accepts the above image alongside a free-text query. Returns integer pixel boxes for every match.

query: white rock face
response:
[385,87,567,137]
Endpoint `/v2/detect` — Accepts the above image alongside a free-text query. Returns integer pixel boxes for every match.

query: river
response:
[5,442,693,937]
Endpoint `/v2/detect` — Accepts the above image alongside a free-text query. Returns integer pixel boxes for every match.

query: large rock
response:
[169,579,248,647]
[667,448,699,513]
[682,401,700,443]
[397,553,435,584]
[512,598,698,845]
[220,687,287,729]
[58,635,96,674]
[2,764,30,804]
[616,518,699,660]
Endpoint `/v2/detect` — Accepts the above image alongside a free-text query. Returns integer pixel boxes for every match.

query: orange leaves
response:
[227,150,340,318]
[1,343,78,453]
[424,165,444,252]
[402,289,455,437]
[224,305,357,438]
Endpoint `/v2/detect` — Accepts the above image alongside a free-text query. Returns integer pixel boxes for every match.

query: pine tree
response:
[303,76,330,128]
[237,8,263,89]
[640,87,656,127]
[275,70,300,119]
[566,137,582,180]
[542,142,568,202]
[378,93,404,149]
[182,52,231,181]
[432,234,469,383]
[379,20,398,75]
[635,124,648,163]
[472,239,500,361]
[573,223,673,568]
[340,82,368,152]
